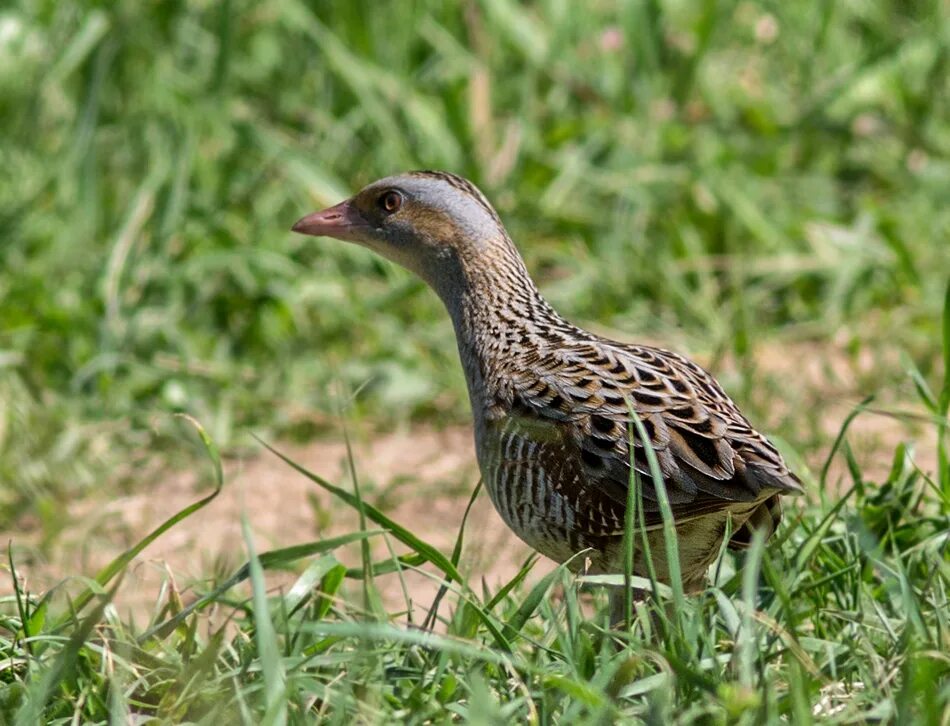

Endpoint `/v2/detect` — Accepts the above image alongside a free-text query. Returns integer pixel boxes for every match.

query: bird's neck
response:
[429,243,567,413]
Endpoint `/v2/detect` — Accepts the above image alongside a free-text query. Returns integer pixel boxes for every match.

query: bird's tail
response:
[727,495,783,550]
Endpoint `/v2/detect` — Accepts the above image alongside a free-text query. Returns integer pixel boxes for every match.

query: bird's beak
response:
[291,200,368,240]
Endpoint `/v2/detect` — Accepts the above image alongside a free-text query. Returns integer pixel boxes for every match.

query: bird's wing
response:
[501,340,802,528]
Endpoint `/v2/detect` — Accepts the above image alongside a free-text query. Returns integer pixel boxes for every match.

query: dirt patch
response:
[744,337,938,483]
[7,426,542,624]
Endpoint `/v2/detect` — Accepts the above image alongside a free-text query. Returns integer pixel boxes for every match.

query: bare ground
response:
[4,339,940,623]
[9,425,545,624]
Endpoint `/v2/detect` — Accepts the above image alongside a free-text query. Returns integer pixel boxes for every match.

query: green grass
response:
[2,0,950,722]
[3,390,950,722]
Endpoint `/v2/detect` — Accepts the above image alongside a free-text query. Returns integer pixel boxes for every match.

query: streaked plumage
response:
[292,171,803,592]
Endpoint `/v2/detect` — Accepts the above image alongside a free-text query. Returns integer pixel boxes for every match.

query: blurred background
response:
[1,0,947,579]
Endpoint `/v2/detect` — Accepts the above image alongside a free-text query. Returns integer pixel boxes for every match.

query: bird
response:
[292,170,803,601]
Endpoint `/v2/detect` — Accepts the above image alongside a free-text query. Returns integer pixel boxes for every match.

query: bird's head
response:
[292,171,516,293]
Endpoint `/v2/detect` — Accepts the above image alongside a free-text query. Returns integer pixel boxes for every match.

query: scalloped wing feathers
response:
[489,340,802,540]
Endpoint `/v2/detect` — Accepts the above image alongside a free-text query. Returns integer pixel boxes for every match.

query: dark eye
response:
[379,190,402,214]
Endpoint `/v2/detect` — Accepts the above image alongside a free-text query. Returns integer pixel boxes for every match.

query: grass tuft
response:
[3,401,949,721]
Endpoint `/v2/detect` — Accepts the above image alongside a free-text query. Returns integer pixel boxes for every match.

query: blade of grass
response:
[937,280,950,497]
[631,408,686,618]
[422,478,483,631]
[8,548,33,658]
[794,485,856,573]
[819,396,874,487]
[241,514,287,726]
[623,419,641,628]
[285,554,343,618]
[344,552,428,579]
[486,553,539,611]
[736,527,766,686]
[502,562,566,641]
[339,415,379,619]
[255,436,465,584]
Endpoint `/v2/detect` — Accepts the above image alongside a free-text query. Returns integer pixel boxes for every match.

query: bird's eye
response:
[379,190,402,214]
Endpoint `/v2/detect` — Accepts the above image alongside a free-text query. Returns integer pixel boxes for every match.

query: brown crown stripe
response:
[411,170,506,230]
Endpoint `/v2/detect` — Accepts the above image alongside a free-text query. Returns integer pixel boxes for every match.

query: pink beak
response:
[291,200,367,239]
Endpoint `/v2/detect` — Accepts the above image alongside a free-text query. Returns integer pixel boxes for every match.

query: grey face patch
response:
[340,172,528,319]
[359,173,502,252]
[408,170,506,230]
